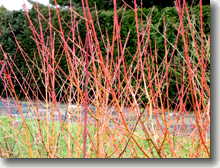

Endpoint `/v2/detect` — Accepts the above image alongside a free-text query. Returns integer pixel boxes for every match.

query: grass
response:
[0,115,210,158]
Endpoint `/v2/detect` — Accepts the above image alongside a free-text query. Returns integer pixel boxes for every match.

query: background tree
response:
[0,0,210,107]
[49,0,210,9]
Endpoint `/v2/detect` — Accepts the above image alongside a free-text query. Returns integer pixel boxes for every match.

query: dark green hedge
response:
[95,5,210,60]
[0,4,210,108]
[93,5,210,109]
[49,0,210,10]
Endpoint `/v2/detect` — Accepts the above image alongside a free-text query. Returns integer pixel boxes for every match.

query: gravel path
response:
[0,99,210,137]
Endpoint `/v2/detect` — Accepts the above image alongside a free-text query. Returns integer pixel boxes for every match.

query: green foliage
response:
[91,5,210,108]
[49,0,71,6]
[95,5,210,59]
[49,0,114,10]
[0,9,34,97]
[49,0,210,9]
[0,3,210,108]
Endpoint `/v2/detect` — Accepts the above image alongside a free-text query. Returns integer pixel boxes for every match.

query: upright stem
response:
[82,33,90,158]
